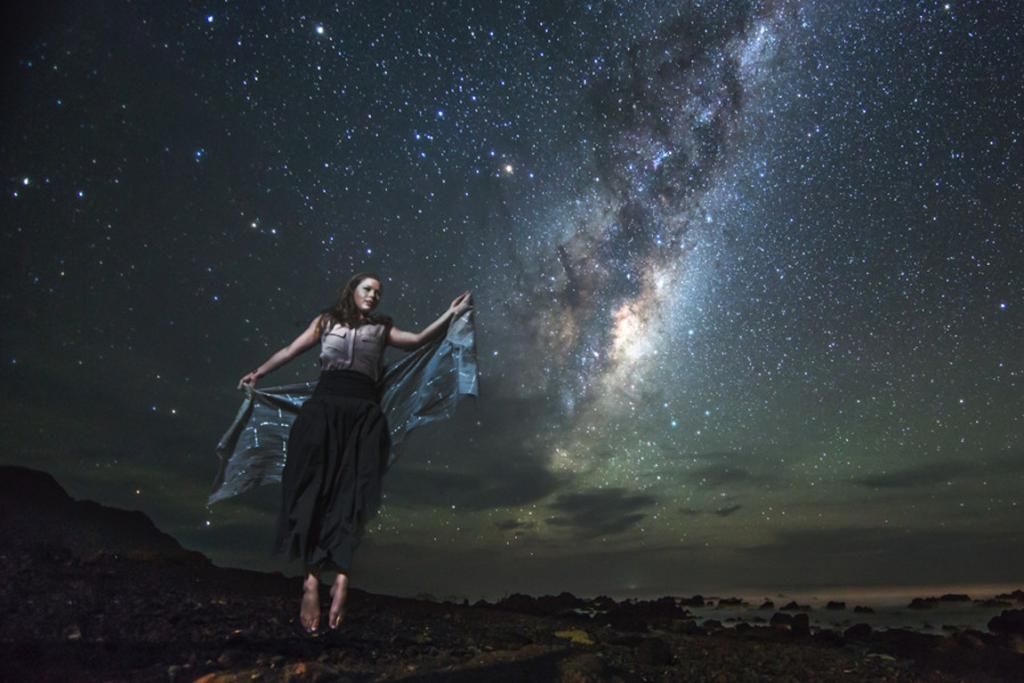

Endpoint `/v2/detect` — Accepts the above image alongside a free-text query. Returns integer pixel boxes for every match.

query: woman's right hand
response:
[238,371,260,389]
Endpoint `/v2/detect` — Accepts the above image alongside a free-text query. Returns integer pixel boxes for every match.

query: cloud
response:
[855,461,970,489]
[716,504,742,517]
[494,518,536,532]
[545,487,657,539]
[384,394,570,511]
[681,504,743,517]
[855,450,1024,489]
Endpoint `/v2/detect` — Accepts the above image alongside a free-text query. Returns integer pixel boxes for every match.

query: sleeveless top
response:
[319,321,389,382]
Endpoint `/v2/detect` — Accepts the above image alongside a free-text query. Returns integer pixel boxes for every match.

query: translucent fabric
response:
[209,310,478,505]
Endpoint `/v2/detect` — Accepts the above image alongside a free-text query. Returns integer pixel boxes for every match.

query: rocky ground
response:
[1,544,1023,683]
[1,466,1022,682]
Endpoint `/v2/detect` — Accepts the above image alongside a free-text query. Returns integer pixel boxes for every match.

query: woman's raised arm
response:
[388,291,471,350]
[238,316,322,388]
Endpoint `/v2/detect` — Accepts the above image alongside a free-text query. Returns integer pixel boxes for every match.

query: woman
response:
[238,272,472,634]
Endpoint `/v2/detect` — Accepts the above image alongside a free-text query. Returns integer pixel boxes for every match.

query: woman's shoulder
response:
[317,312,345,337]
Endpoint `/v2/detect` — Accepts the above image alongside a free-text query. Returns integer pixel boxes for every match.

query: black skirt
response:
[272,369,390,574]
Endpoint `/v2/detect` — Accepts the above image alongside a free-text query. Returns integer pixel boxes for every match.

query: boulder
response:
[716,597,745,608]
[780,601,811,612]
[702,619,724,632]
[668,619,703,635]
[988,609,1024,636]
[953,630,988,650]
[844,623,872,640]
[792,613,810,637]
[993,589,1024,603]
[677,595,706,607]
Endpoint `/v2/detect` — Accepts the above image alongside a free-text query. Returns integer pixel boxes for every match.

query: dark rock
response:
[792,613,810,637]
[1005,633,1024,655]
[677,595,706,607]
[909,594,972,610]
[813,628,843,646]
[954,630,988,650]
[494,592,535,613]
[993,589,1024,603]
[758,600,775,610]
[495,591,585,617]
[780,601,811,611]
[716,597,745,608]
[870,627,942,658]
[853,605,875,614]
[668,618,702,635]
[770,613,793,630]
[603,595,691,632]
[634,637,673,666]
[844,623,872,640]
[702,619,724,632]
[977,599,1013,608]
[825,601,846,610]
[988,609,1024,636]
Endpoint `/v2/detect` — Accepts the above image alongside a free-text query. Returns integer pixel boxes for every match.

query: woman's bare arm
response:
[388,291,471,350]
[238,316,322,388]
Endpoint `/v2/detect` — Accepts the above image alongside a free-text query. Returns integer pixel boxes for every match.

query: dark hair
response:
[316,272,391,336]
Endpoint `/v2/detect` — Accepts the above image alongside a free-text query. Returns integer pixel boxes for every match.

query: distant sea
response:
[636,583,1023,634]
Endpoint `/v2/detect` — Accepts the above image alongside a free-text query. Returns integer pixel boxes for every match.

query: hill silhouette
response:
[0,465,203,562]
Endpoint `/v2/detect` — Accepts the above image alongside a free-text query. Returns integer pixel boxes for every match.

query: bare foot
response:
[300,574,320,633]
[328,573,348,629]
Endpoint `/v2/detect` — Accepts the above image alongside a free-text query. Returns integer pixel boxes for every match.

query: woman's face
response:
[353,278,382,315]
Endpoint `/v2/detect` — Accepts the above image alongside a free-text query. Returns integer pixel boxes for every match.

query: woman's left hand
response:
[448,291,473,318]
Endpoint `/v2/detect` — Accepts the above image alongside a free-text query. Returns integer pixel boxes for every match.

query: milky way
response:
[2,0,1022,600]
[522,4,794,412]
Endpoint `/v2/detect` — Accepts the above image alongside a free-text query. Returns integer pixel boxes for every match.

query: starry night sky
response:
[2,0,1022,602]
